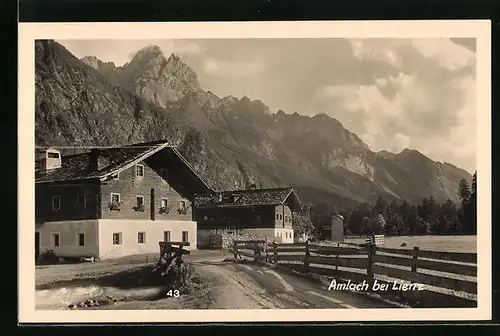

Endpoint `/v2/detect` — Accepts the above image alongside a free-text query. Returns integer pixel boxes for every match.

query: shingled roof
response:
[35,141,214,193]
[193,187,301,210]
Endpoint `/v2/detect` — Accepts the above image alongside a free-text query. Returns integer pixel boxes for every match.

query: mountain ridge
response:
[36,40,473,213]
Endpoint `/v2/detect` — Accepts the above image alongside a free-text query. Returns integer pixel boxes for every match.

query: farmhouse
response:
[35,140,214,260]
[193,187,302,244]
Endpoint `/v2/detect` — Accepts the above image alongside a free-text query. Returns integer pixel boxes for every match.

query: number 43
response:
[166,289,180,297]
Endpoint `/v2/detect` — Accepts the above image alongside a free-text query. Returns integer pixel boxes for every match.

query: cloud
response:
[58,38,477,172]
[411,39,476,71]
[349,39,405,69]
[317,69,476,171]
[348,38,475,73]
[202,58,265,78]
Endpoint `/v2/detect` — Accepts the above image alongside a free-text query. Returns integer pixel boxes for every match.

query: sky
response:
[58,38,477,173]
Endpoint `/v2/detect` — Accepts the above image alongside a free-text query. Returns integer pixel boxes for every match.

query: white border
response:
[19,20,491,323]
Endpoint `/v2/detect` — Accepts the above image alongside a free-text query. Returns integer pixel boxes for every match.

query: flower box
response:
[109,201,122,211]
[133,205,145,212]
[159,206,170,215]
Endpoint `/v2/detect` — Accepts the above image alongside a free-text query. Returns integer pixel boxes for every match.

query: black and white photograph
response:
[18,20,491,323]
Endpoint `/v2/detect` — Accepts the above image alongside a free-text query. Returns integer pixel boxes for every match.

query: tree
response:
[417,196,439,234]
[373,196,387,216]
[347,202,372,235]
[371,213,386,235]
[292,203,315,237]
[438,199,459,234]
[458,179,471,206]
[416,216,432,235]
[457,175,477,235]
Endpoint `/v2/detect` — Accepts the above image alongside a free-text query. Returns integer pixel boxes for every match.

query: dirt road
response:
[35,250,398,310]
[193,257,399,309]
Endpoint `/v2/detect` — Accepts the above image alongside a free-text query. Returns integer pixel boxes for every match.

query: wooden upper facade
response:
[192,187,301,229]
[35,141,214,223]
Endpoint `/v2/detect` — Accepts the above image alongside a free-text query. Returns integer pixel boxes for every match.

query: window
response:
[163,231,171,242]
[279,214,283,220]
[48,152,60,159]
[136,195,144,209]
[203,216,208,220]
[111,193,120,203]
[182,231,189,243]
[138,232,146,244]
[135,164,144,177]
[179,200,186,210]
[52,195,60,211]
[52,233,60,247]
[76,193,86,208]
[161,198,168,208]
[112,232,122,245]
[78,233,85,246]
[276,214,279,220]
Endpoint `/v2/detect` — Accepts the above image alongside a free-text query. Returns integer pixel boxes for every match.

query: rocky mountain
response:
[35,40,473,212]
[81,45,200,107]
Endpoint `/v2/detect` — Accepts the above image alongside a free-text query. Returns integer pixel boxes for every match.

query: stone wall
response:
[221,230,269,249]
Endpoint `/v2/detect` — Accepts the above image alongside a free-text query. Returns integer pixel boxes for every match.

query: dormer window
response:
[135,164,144,177]
[41,148,62,173]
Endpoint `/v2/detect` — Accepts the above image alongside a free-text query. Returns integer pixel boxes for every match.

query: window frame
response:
[52,232,60,247]
[76,193,87,208]
[110,192,121,203]
[135,164,145,177]
[136,195,145,207]
[163,231,171,242]
[52,195,61,212]
[77,232,85,246]
[137,231,146,244]
[181,231,189,243]
[112,232,122,245]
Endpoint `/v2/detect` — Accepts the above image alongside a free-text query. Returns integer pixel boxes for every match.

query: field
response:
[344,235,477,253]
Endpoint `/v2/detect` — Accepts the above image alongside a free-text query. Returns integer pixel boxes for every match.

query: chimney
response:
[39,148,62,174]
[89,149,110,172]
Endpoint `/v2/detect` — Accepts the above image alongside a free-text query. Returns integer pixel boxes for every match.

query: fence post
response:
[233,241,238,260]
[335,242,340,271]
[411,247,419,272]
[273,241,278,264]
[303,240,310,274]
[253,241,258,261]
[264,238,268,262]
[367,243,376,280]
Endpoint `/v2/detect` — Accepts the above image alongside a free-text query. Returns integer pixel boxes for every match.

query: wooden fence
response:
[229,240,477,303]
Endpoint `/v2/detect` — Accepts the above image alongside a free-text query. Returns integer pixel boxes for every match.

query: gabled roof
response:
[193,187,301,210]
[35,140,214,193]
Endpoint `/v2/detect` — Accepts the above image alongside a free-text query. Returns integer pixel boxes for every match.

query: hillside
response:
[35,40,473,212]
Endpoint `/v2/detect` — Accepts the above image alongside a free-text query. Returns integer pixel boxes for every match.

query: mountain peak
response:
[134,45,164,60]
[80,56,100,69]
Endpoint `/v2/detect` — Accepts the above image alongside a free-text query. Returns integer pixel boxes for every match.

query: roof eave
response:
[98,143,171,182]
